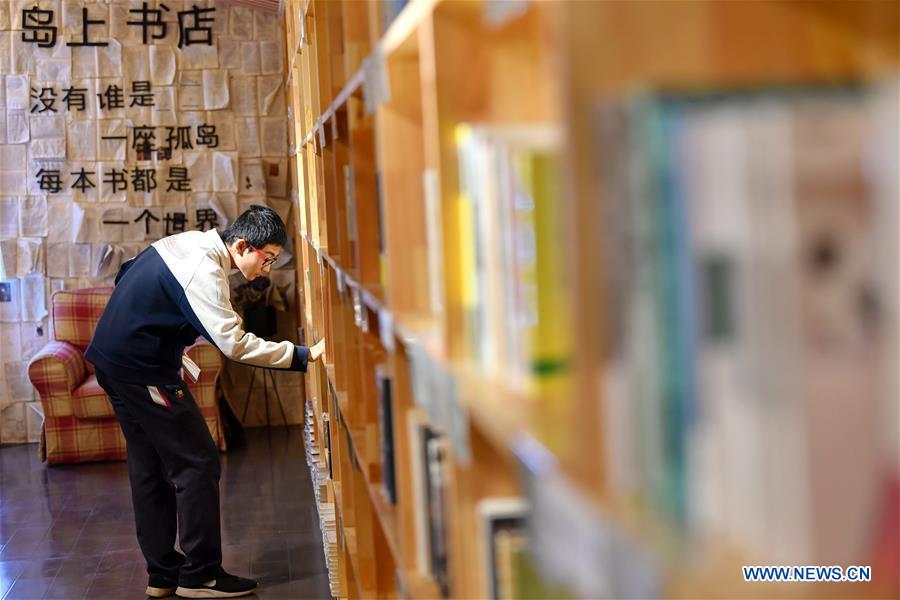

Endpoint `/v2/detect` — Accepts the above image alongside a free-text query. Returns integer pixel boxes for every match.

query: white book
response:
[787,93,879,565]
[743,99,811,563]
[678,102,761,548]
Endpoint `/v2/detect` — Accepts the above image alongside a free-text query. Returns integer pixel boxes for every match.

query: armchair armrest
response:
[185,339,222,412]
[28,342,87,417]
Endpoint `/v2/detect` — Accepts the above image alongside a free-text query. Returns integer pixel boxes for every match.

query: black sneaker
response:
[175,571,258,598]
[146,574,178,598]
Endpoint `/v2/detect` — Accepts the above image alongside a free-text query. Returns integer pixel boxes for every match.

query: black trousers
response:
[95,369,222,586]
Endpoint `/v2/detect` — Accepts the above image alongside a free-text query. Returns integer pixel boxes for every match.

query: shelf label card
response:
[446,375,471,465]
[335,267,345,295]
[352,287,363,329]
[520,454,662,600]
[362,48,391,113]
[378,308,395,353]
[483,0,529,28]
[298,9,307,47]
[408,340,432,416]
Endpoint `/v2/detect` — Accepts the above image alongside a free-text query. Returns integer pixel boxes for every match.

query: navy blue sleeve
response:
[290,345,309,372]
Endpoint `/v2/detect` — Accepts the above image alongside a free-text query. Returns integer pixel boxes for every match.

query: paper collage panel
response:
[0,1,291,443]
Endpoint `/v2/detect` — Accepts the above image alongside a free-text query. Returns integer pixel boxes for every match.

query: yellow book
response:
[514,150,572,389]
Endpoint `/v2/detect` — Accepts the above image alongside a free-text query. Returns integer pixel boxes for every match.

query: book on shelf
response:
[323,412,333,481]
[344,164,358,265]
[375,363,397,504]
[477,496,573,600]
[408,410,449,596]
[594,83,897,566]
[454,123,573,392]
[868,81,900,598]
[425,432,449,597]
[478,497,528,599]
[375,170,388,292]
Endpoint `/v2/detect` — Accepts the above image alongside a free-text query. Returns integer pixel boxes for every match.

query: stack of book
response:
[304,400,329,501]
[593,84,895,567]
[304,399,340,595]
[321,506,342,598]
[454,124,572,393]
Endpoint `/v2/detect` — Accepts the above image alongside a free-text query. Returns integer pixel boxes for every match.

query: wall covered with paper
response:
[0,0,295,444]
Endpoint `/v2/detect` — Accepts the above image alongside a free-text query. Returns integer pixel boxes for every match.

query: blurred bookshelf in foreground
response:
[283,1,899,598]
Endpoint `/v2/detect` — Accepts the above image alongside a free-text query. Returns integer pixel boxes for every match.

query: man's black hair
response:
[221,205,287,248]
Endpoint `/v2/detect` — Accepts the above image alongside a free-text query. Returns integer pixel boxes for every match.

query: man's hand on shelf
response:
[309,337,326,362]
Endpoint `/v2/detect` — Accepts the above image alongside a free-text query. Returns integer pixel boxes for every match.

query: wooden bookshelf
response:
[284,1,899,599]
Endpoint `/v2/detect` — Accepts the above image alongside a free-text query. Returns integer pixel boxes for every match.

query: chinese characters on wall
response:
[23,4,216,49]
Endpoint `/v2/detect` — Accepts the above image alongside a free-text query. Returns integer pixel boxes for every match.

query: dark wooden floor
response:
[0,427,332,599]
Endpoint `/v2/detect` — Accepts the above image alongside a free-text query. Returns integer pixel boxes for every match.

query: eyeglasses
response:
[249,244,278,267]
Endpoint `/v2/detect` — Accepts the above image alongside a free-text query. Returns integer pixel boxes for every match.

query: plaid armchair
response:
[27,288,227,465]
